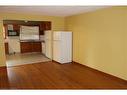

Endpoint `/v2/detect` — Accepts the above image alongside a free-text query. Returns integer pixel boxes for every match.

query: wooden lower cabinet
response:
[20,42,42,53]
[32,42,42,52]
[20,42,32,53]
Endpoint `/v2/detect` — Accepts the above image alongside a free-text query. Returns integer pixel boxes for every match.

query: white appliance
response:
[53,31,72,64]
[41,42,46,54]
[44,30,52,59]
[40,35,46,55]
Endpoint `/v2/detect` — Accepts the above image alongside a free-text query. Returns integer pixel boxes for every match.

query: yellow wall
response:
[0,13,65,66]
[66,6,127,80]
[0,20,6,67]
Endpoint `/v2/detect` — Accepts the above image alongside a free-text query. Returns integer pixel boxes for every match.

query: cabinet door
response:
[32,42,42,52]
[13,24,20,31]
[45,22,51,30]
[13,24,20,36]
[5,43,9,54]
[39,21,51,35]
[39,22,45,30]
[39,23,45,35]
[20,42,32,53]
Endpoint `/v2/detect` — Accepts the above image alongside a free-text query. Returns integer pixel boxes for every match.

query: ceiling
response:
[0,6,107,17]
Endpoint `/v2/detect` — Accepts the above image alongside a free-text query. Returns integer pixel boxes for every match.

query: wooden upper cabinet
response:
[39,22,45,30]
[39,21,51,35]
[45,22,51,30]
[13,24,20,31]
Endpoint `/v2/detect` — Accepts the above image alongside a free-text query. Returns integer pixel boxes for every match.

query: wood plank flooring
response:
[0,61,127,89]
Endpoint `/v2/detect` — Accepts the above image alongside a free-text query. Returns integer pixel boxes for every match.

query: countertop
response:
[20,40,45,43]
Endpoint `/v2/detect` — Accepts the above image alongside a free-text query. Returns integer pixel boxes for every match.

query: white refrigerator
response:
[53,31,72,64]
[44,30,52,59]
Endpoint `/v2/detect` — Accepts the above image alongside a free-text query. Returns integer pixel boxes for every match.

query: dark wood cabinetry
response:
[20,42,32,53]
[13,24,20,31]
[32,42,42,52]
[13,24,20,36]
[39,22,51,35]
[5,43,9,54]
[39,22,51,30]
[20,42,42,53]
[4,21,51,36]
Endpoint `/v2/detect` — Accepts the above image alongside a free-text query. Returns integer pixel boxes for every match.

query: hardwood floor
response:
[0,61,127,89]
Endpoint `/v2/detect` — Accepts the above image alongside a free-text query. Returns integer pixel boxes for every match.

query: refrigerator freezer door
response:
[53,32,61,41]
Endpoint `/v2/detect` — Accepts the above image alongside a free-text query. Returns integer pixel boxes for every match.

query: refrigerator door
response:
[61,32,72,63]
[53,40,62,63]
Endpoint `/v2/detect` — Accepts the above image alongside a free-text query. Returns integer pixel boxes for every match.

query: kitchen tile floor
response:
[6,53,51,67]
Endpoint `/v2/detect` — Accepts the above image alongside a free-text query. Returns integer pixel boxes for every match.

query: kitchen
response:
[4,20,52,67]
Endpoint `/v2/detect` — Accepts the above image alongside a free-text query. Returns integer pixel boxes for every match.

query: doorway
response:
[3,20,53,67]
